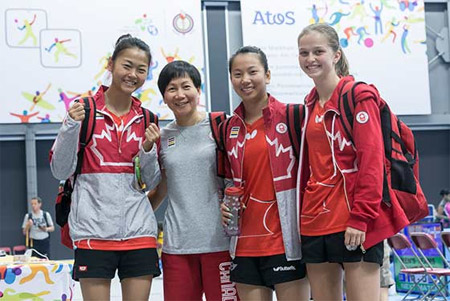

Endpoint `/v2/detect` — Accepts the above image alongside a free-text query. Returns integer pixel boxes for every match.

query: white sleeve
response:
[46,212,54,227]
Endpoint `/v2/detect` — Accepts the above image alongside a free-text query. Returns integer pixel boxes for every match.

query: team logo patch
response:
[356,111,369,124]
[79,266,88,272]
[167,136,176,147]
[276,122,287,134]
[230,126,240,138]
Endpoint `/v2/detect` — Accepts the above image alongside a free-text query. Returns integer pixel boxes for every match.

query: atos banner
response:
[240,0,431,115]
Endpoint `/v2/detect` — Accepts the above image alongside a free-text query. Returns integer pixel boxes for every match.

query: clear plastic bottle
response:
[223,187,244,236]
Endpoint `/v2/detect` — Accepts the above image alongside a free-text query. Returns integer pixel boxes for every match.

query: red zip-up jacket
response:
[50,86,161,246]
[297,77,409,250]
[221,95,301,261]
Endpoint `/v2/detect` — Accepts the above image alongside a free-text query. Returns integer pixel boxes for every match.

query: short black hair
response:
[31,196,42,204]
[112,34,152,65]
[440,189,449,196]
[228,46,269,73]
[157,60,201,95]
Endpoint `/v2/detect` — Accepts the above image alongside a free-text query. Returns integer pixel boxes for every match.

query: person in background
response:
[437,188,450,218]
[436,188,450,227]
[379,240,394,301]
[22,196,54,259]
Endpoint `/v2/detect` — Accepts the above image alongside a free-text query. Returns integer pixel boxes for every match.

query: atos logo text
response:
[253,11,295,25]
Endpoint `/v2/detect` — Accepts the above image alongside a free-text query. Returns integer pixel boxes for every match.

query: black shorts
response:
[301,232,384,265]
[31,237,50,259]
[73,248,161,281]
[230,254,306,288]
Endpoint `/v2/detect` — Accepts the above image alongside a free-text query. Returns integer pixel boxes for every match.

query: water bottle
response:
[223,187,244,236]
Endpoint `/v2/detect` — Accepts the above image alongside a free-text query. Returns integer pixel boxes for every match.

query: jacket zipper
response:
[323,109,367,253]
[322,109,352,212]
[262,115,288,248]
[297,105,309,239]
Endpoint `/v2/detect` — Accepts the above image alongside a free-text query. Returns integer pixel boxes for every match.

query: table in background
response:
[0,256,74,300]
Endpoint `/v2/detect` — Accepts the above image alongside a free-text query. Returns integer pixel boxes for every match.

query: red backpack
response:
[338,81,428,224]
[54,97,158,249]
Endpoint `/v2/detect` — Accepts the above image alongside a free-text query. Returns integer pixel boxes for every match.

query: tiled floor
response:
[72,274,413,301]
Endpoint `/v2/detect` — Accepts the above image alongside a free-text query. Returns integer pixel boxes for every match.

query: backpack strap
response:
[217,117,233,178]
[338,81,357,145]
[219,117,233,153]
[286,104,304,158]
[142,108,159,129]
[209,112,228,178]
[391,119,415,163]
[142,108,159,152]
[43,211,50,227]
[73,97,96,185]
[209,112,227,151]
[28,211,50,227]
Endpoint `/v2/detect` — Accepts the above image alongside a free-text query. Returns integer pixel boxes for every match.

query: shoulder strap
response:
[216,114,233,179]
[337,81,366,145]
[43,211,49,227]
[219,117,233,153]
[28,213,32,220]
[286,104,304,158]
[209,112,227,151]
[142,107,159,152]
[73,97,96,185]
[142,107,158,129]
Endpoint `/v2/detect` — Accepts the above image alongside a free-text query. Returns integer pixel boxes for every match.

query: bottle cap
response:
[225,187,244,196]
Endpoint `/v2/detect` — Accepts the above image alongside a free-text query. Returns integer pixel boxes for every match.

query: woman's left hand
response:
[344,226,366,248]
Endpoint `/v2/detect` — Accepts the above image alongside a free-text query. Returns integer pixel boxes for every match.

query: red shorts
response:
[162,251,239,301]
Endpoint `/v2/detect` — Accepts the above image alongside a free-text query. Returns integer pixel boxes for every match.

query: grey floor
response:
[72,274,413,301]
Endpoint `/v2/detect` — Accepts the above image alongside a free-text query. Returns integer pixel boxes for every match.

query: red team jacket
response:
[297,77,410,250]
[221,95,302,261]
[50,86,160,246]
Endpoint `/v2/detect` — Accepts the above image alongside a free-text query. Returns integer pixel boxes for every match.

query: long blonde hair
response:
[298,23,350,77]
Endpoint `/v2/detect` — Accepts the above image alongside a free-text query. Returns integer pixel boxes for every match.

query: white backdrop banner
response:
[240,0,431,115]
[0,0,204,123]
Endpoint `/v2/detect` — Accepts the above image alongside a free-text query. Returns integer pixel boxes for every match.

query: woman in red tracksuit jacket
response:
[220,46,310,301]
[50,35,161,300]
[296,23,409,301]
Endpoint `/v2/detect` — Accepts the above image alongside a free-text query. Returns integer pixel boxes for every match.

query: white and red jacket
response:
[50,86,161,245]
[297,77,409,249]
[221,95,301,261]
